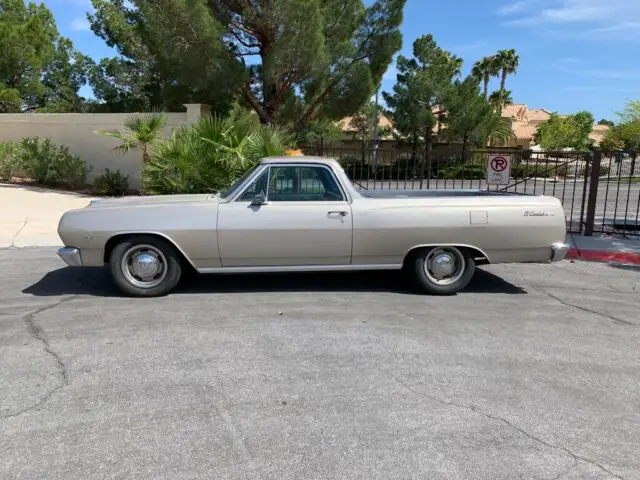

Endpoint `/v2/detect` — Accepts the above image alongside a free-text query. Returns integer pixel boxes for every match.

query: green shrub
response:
[438,164,486,180]
[0,141,22,182]
[511,164,552,179]
[93,169,130,196]
[19,137,59,185]
[143,114,295,195]
[18,137,89,188]
[55,151,90,188]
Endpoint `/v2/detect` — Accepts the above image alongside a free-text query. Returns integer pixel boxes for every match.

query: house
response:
[500,103,609,149]
[335,103,609,150]
[337,114,397,139]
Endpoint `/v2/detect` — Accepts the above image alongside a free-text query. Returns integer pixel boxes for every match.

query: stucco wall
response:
[0,105,208,189]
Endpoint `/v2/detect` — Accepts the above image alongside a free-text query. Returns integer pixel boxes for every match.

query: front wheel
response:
[408,246,475,295]
[109,235,183,297]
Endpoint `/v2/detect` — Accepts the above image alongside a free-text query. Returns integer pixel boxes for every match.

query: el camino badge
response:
[524,210,554,217]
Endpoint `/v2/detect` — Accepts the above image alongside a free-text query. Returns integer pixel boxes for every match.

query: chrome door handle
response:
[328,211,348,217]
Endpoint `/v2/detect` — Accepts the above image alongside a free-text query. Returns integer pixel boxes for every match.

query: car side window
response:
[268,166,344,202]
[237,169,269,201]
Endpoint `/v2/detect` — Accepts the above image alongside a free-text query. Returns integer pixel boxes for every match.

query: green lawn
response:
[600,176,640,183]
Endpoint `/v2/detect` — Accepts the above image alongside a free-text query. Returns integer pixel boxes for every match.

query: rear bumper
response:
[57,247,83,267]
[551,242,570,262]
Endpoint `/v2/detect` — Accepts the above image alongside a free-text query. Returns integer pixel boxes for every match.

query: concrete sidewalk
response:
[0,184,95,248]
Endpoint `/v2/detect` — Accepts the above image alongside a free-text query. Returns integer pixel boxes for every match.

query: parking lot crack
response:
[386,371,626,480]
[533,286,638,327]
[9,219,28,248]
[1,296,77,420]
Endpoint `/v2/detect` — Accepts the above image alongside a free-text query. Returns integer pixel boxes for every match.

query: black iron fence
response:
[301,145,640,237]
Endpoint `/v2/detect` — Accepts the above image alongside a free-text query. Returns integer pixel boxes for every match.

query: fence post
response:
[584,148,602,236]
[183,104,211,124]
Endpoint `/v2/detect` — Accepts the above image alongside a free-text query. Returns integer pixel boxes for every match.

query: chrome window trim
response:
[265,165,273,202]
[227,164,270,203]
[228,161,351,204]
[262,162,349,203]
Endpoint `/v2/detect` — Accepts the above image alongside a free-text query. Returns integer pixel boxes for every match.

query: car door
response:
[217,163,353,267]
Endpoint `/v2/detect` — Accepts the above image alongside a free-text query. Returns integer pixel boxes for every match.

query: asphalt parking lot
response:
[1,248,639,480]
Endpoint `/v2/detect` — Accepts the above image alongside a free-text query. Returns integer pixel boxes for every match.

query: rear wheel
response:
[408,246,475,295]
[109,235,183,297]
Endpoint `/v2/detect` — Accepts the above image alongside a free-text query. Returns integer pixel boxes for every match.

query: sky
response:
[43,0,640,121]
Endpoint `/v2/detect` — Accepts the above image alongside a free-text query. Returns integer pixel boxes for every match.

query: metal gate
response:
[302,145,639,238]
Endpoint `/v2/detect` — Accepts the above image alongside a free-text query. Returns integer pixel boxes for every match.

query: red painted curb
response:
[567,248,640,265]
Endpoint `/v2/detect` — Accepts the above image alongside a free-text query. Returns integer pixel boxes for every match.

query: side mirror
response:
[250,192,266,206]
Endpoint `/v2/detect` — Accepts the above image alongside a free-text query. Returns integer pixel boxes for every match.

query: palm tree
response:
[96,110,168,164]
[143,114,295,194]
[494,49,520,109]
[489,89,513,110]
[488,116,516,147]
[471,56,500,100]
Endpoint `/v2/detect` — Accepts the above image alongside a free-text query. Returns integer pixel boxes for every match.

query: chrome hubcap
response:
[121,245,167,289]
[424,247,466,286]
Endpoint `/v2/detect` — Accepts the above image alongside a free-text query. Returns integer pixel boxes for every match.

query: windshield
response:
[219,165,260,200]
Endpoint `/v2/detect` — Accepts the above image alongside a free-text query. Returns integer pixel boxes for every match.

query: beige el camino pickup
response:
[57,156,570,297]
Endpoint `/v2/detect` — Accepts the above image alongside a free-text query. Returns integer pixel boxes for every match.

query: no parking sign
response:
[487,154,511,185]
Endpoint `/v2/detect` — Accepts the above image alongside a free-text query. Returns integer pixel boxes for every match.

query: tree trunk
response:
[260,44,278,124]
[497,69,508,115]
[410,135,418,181]
[462,135,469,164]
[483,74,489,100]
[420,129,433,189]
[500,68,507,101]
[261,73,278,124]
[424,133,433,189]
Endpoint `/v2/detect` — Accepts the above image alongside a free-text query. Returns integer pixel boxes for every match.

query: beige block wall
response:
[0,105,209,190]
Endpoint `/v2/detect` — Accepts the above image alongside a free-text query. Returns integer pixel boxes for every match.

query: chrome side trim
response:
[197,264,402,274]
[551,242,570,262]
[57,247,83,267]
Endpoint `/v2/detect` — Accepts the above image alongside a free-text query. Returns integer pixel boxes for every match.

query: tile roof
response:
[338,114,394,132]
[502,104,527,119]
[526,109,552,122]
[515,124,538,140]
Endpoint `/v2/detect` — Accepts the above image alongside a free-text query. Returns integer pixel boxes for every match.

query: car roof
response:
[260,156,338,165]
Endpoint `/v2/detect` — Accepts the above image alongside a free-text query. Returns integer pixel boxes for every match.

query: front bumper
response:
[57,247,83,267]
[551,242,570,262]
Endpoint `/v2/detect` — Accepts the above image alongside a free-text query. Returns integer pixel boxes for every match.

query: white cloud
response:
[499,0,640,33]
[591,21,640,33]
[553,58,640,80]
[70,17,90,31]
[497,0,544,16]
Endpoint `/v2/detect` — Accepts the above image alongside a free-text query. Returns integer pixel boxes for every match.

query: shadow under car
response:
[22,266,527,297]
